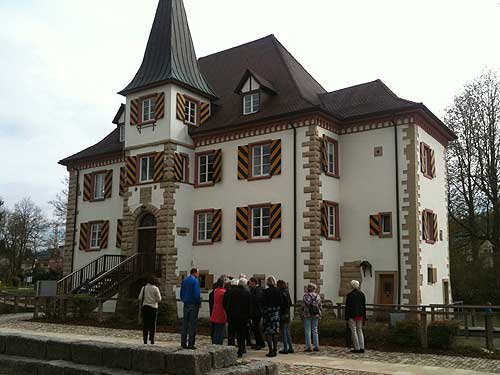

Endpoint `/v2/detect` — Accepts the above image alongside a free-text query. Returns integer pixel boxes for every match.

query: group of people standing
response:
[140,268,367,356]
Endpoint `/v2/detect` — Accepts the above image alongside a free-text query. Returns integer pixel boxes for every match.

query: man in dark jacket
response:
[223,278,239,346]
[226,278,252,357]
[344,280,366,353]
[248,277,265,349]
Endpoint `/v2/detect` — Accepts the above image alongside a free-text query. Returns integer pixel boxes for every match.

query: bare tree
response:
[48,176,69,249]
[0,198,48,278]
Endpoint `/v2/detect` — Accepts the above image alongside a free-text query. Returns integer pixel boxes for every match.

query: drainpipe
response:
[70,169,80,273]
[393,120,402,305]
[293,125,298,303]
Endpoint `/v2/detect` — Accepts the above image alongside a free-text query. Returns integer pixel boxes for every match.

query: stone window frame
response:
[422,209,436,244]
[193,209,214,246]
[248,203,272,243]
[421,142,434,180]
[179,152,190,183]
[137,153,156,184]
[325,135,340,178]
[248,140,272,181]
[324,200,340,241]
[194,150,215,188]
[139,94,156,125]
[89,221,103,251]
[379,212,393,238]
[91,171,107,202]
[427,264,437,284]
[184,96,200,126]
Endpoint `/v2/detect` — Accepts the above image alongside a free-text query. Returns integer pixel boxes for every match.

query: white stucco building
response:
[59,0,456,312]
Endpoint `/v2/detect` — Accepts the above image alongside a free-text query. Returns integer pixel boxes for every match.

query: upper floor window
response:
[422,209,437,243]
[251,206,270,240]
[325,137,339,177]
[323,201,340,240]
[328,205,336,238]
[140,155,155,183]
[379,212,392,238]
[243,92,260,115]
[251,143,270,178]
[195,211,213,243]
[197,153,214,185]
[93,173,106,200]
[90,222,102,249]
[142,97,156,123]
[420,143,435,179]
[119,125,125,142]
[185,99,197,125]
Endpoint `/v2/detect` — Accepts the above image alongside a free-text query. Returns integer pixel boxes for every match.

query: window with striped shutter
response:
[116,219,123,249]
[270,139,282,176]
[270,203,282,239]
[119,167,126,196]
[104,170,113,199]
[83,174,93,202]
[155,92,165,120]
[430,149,436,178]
[433,213,438,242]
[321,202,328,237]
[369,215,380,236]
[420,142,426,174]
[176,93,186,121]
[200,102,210,125]
[99,221,110,249]
[174,153,184,182]
[213,149,222,183]
[321,135,328,173]
[422,210,437,243]
[79,223,89,250]
[237,145,249,180]
[126,156,138,186]
[130,99,140,125]
[212,209,222,242]
[236,206,249,241]
[153,152,164,182]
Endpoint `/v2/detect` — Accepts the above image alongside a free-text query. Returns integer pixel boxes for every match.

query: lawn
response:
[0,286,35,296]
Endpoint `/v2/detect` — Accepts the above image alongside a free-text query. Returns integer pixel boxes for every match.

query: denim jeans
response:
[181,304,199,348]
[212,323,225,345]
[304,317,319,349]
[281,322,293,351]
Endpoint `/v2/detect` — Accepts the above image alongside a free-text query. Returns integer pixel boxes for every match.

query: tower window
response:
[142,97,156,123]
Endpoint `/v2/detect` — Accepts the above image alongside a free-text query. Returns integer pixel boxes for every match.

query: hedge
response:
[387,320,420,347]
[428,320,460,349]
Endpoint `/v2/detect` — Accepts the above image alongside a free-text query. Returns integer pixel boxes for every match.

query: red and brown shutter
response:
[200,102,210,125]
[422,211,429,241]
[153,152,164,182]
[369,214,380,236]
[430,149,436,178]
[420,142,425,174]
[126,156,138,186]
[321,135,328,173]
[213,149,222,183]
[79,223,89,250]
[99,221,109,249]
[176,93,186,121]
[433,213,438,242]
[83,174,93,201]
[155,92,165,120]
[321,201,329,237]
[270,139,282,176]
[270,203,282,239]
[174,153,184,182]
[212,209,222,242]
[130,99,140,125]
[119,167,126,196]
[116,219,123,249]
[237,145,250,180]
[104,170,113,199]
[236,206,249,241]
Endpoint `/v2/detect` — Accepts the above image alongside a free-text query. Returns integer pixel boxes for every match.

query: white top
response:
[138,283,162,309]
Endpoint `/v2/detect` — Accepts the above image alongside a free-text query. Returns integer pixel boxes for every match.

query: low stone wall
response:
[0,332,278,375]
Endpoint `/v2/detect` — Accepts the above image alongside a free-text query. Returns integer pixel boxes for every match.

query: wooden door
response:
[443,281,450,304]
[138,228,156,254]
[378,274,395,305]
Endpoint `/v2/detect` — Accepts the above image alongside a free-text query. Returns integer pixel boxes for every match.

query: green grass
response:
[0,286,35,296]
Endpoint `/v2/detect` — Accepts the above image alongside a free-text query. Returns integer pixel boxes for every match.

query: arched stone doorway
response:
[137,213,157,254]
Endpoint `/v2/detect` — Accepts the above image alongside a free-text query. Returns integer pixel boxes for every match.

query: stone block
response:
[241,361,268,375]
[0,334,5,353]
[71,340,103,366]
[38,361,65,375]
[0,354,40,375]
[99,368,142,375]
[46,338,75,361]
[166,349,212,375]
[200,345,237,369]
[101,343,132,370]
[52,360,106,375]
[131,346,172,373]
[5,333,47,359]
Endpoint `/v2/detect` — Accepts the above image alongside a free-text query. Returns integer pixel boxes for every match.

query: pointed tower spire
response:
[119,0,216,98]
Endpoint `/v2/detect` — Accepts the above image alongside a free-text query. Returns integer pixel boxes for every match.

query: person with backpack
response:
[345,280,367,353]
[138,276,162,345]
[302,283,322,352]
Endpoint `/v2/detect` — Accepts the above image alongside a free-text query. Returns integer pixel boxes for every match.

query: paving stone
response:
[4,333,47,359]
[101,343,133,370]
[131,346,171,373]
[71,340,103,366]
[166,349,212,375]
[46,337,76,361]
[201,344,238,369]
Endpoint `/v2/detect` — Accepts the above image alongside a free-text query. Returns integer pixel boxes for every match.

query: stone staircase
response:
[0,332,278,375]
[338,260,362,297]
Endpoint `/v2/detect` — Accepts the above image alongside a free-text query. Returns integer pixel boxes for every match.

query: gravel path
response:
[1,317,499,374]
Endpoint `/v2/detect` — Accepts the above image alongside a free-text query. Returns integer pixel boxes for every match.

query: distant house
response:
[59,0,456,312]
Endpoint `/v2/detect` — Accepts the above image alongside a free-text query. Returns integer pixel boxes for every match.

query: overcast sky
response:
[1,0,499,216]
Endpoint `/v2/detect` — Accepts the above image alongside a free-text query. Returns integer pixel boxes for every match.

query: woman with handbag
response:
[302,283,322,352]
[138,276,162,345]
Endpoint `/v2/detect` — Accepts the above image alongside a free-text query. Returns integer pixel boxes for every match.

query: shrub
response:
[387,320,420,347]
[363,322,389,345]
[428,320,460,349]
[71,294,96,319]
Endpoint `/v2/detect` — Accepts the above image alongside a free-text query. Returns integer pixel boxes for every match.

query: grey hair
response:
[307,283,317,292]
[238,278,248,287]
[351,280,360,289]
[266,275,277,287]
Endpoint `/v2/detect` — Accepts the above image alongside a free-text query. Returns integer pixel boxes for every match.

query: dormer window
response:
[243,92,260,115]
[142,97,156,123]
[185,98,198,125]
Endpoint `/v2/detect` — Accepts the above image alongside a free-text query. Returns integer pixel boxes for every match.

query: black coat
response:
[208,289,215,316]
[225,286,251,322]
[263,285,283,308]
[250,285,264,318]
[345,289,367,321]
[279,288,293,322]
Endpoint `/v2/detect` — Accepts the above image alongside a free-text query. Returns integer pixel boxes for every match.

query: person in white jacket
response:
[138,276,162,344]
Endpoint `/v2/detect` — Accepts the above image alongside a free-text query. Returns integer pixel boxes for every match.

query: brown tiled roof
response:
[191,35,326,135]
[59,128,123,166]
